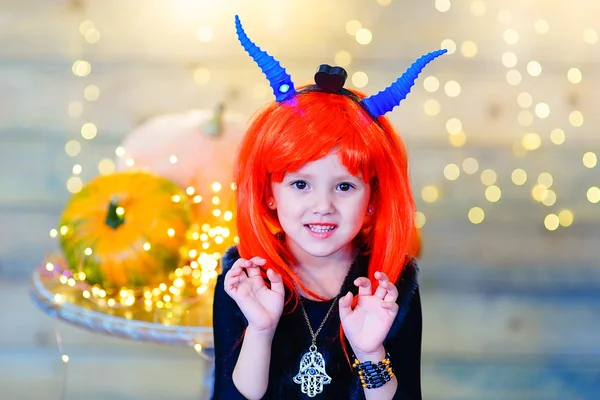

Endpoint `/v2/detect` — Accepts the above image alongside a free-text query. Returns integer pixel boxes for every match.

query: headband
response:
[234,15,447,118]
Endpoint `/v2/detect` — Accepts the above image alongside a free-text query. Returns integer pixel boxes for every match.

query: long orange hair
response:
[234,86,415,301]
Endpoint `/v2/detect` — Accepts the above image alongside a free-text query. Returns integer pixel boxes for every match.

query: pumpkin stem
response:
[203,103,225,138]
[105,196,125,229]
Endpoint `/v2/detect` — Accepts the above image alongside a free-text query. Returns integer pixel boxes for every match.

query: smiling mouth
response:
[305,224,337,233]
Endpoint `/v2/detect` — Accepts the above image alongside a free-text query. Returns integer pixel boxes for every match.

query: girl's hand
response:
[339,271,399,358]
[224,257,285,336]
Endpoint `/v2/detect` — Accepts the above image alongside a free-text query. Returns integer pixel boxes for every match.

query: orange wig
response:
[234,86,415,299]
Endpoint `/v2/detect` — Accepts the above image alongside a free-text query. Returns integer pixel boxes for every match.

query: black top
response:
[211,246,422,400]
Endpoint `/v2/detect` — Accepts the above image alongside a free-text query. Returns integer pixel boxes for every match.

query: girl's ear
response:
[267,196,277,210]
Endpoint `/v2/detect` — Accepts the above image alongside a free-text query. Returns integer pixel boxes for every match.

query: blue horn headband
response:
[235,15,447,118]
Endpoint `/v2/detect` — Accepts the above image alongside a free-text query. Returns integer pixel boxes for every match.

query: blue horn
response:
[235,15,296,102]
[361,49,447,118]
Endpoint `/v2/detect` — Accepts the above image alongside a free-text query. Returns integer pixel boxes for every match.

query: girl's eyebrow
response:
[286,172,361,181]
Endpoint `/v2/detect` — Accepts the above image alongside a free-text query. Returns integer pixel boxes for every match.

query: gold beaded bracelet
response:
[352,351,395,389]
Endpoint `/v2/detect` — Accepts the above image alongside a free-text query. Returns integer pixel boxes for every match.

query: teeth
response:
[308,225,335,233]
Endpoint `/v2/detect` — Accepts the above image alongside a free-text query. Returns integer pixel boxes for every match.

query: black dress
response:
[211,246,422,400]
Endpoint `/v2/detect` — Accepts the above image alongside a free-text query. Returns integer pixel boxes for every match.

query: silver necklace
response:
[293,296,338,397]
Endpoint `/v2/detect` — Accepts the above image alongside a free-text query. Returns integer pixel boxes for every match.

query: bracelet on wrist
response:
[352,351,394,389]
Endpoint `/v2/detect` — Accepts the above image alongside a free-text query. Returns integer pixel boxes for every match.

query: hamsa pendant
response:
[293,344,332,397]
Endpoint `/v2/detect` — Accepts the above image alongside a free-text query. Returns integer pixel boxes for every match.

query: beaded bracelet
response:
[352,351,395,389]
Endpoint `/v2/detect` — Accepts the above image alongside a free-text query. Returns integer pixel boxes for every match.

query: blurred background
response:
[1,0,600,399]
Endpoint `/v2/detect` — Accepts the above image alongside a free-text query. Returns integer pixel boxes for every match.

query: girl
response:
[212,16,446,400]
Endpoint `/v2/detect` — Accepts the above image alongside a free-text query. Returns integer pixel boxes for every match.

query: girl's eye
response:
[292,180,308,190]
[337,182,355,192]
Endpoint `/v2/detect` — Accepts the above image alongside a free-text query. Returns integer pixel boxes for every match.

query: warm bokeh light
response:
[351,71,368,88]
[503,29,519,44]
[468,207,485,224]
[522,133,541,151]
[67,177,83,194]
[583,28,598,44]
[355,28,373,45]
[532,184,547,202]
[583,152,597,168]
[65,140,81,157]
[421,186,439,203]
[485,186,501,203]
[567,68,582,84]
[81,123,97,140]
[527,61,542,76]
[587,187,600,204]
[441,39,457,54]
[535,103,550,118]
[502,52,518,68]
[541,189,556,206]
[444,164,460,181]
[72,60,91,77]
[461,41,478,58]
[424,76,440,92]
[558,210,574,227]
[511,169,527,185]
[346,20,362,36]
[79,20,94,35]
[84,85,100,102]
[535,19,550,34]
[544,214,559,231]
[569,111,584,127]
[424,99,441,116]
[415,211,427,228]
[446,118,462,135]
[85,29,100,44]
[449,131,467,147]
[506,70,522,85]
[550,128,566,145]
[98,159,115,175]
[435,0,451,12]
[444,80,461,97]
[481,169,497,186]
[334,51,352,67]
[518,111,533,127]
[517,92,532,108]
[462,158,479,175]
[538,172,553,188]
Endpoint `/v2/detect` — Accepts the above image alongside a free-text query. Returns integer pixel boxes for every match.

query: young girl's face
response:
[269,152,371,262]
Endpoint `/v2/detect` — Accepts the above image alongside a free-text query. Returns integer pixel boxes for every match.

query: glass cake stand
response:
[29,255,216,398]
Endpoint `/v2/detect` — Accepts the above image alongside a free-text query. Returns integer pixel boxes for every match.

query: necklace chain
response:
[298,296,338,346]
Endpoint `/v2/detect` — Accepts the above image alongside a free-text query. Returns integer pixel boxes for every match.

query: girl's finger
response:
[383,281,399,303]
[374,271,389,282]
[225,276,240,291]
[245,257,266,277]
[249,256,267,266]
[381,301,399,317]
[338,291,354,321]
[245,263,262,277]
[373,278,389,300]
[266,269,285,296]
[354,277,372,296]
